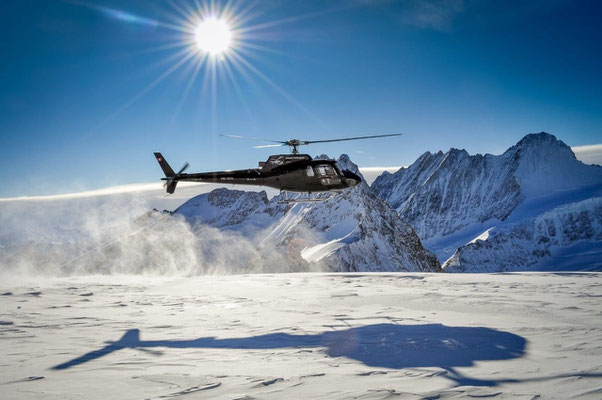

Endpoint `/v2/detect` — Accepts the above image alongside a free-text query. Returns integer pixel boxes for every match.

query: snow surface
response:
[1,272,600,399]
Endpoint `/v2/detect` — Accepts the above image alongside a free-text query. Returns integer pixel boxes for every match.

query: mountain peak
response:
[512,132,573,154]
[372,131,602,247]
[448,148,469,155]
[336,153,362,177]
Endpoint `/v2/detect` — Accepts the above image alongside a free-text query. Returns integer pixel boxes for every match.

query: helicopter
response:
[154,133,401,202]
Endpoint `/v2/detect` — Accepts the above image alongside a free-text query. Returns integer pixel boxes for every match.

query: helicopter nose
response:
[341,169,362,187]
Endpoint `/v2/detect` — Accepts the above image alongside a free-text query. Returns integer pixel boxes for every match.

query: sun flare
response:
[96,1,317,130]
[194,17,232,56]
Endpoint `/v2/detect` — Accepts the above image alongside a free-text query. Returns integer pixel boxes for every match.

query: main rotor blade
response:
[254,144,286,149]
[304,133,402,145]
[219,134,284,144]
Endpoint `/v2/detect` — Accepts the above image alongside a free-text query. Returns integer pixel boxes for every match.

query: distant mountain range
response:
[372,132,602,272]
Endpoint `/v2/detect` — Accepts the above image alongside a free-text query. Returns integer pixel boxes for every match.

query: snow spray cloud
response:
[0,192,325,278]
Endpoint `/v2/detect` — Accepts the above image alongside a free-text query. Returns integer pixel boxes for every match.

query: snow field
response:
[1,272,600,399]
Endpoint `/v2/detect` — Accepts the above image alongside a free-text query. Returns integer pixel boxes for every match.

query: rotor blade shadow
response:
[52,328,140,370]
[443,366,602,387]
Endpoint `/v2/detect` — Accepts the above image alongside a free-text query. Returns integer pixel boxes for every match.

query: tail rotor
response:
[154,153,188,194]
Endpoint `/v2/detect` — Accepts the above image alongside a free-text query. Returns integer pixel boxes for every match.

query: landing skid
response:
[278,191,338,204]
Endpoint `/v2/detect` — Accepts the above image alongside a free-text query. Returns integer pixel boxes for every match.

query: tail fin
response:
[154,152,178,194]
[154,152,175,177]
[117,329,140,346]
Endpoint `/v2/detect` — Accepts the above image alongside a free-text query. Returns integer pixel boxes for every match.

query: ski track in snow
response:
[1,272,601,399]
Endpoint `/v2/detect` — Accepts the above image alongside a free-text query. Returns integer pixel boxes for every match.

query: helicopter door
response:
[315,165,335,177]
[315,164,341,186]
[305,166,315,177]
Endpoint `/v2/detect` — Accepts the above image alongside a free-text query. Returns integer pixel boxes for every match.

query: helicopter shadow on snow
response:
[51,323,601,387]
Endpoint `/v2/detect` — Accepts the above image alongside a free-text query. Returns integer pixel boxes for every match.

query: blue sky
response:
[1,0,601,197]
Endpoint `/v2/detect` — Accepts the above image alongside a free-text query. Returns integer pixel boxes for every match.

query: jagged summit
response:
[508,132,601,198]
[513,131,571,149]
[336,153,366,183]
[503,132,576,165]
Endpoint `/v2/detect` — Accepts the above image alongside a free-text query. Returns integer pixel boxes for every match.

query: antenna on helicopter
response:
[219,133,402,155]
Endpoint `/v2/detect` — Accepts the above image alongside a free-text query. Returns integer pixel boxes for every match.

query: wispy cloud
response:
[354,0,467,32]
[96,6,159,27]
[353,0,575,32]
[360,166,404,184]
[64,1,158,28]
[572,144,602,166]
[399,0,465,31]
[0,182,199,202]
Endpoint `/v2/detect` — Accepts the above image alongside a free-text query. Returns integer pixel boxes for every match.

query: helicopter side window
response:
[306,166,314,177]
[315,164,334,176]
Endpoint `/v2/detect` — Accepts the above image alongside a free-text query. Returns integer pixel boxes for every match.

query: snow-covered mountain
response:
[173,188,288,235]
[444,198,602,272]
[371,132,602,271]
[372,147,521,242]
[174,155,440,273]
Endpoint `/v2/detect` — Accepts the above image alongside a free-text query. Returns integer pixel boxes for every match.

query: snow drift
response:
[0,195,298,278]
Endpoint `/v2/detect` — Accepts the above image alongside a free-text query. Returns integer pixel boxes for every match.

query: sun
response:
[98,1,320,131]
[194,17,232,56]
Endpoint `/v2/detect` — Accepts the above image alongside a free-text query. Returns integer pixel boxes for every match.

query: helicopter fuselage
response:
[155,153,362,194]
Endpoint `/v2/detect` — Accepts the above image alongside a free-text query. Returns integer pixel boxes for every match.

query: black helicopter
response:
[154,133,401,202]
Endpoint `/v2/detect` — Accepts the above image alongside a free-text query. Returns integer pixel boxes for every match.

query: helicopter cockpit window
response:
[306,166,314,177]
[315,164,335,176]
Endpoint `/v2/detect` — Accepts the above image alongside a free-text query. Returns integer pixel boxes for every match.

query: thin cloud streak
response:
[96,6,159,27]
[63,1,159,28]
[353,0,466,32]
[400,0,465,31]
[0,167,399,201]
[572,144,602,166]
[0,182,201,202]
